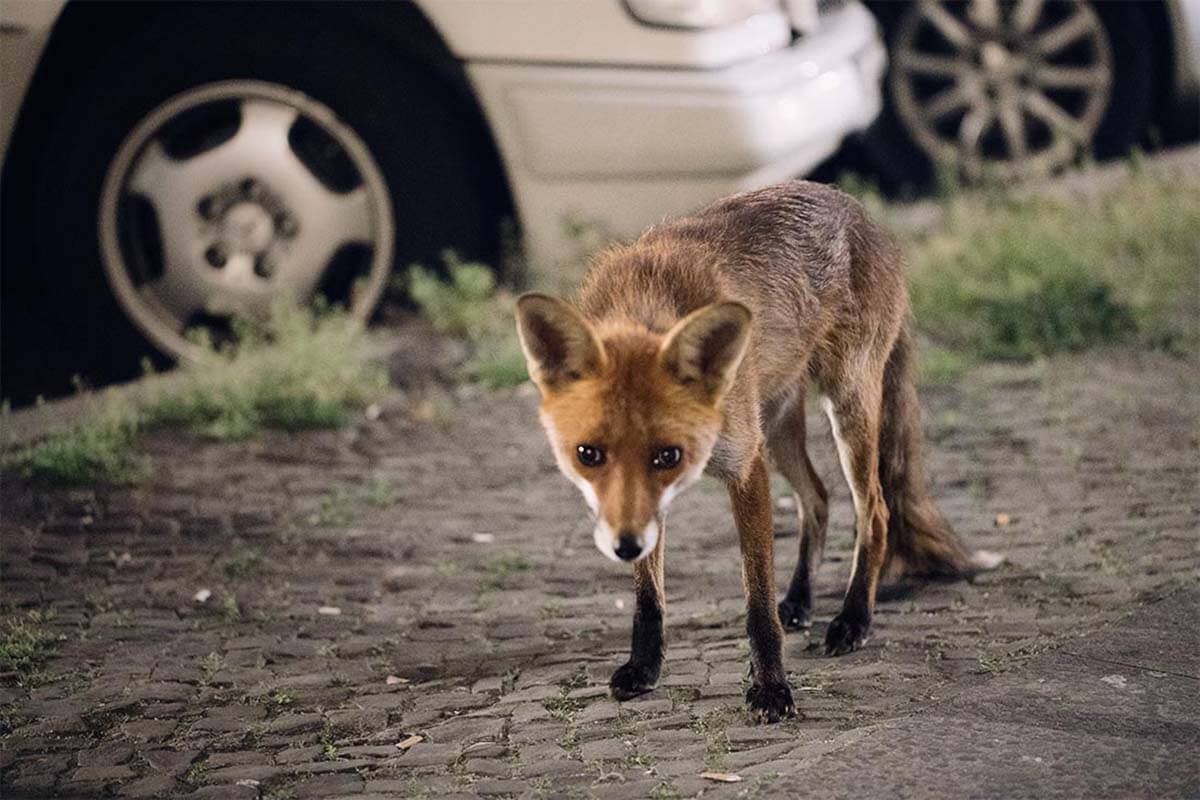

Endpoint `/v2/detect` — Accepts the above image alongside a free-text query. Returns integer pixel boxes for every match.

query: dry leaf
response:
[700,771,743,783]
[385,675,409,686]
[396,734,423,750]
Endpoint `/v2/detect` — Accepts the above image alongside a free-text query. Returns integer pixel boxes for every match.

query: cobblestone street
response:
[2,349,1197,799]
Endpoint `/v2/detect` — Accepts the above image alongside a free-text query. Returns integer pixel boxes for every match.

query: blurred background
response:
[2,0,1197,408]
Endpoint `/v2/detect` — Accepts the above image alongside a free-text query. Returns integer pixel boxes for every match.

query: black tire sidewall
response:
[29,7,495,378]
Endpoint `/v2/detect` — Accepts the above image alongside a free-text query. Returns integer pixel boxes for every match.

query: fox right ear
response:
[515,293,605,391]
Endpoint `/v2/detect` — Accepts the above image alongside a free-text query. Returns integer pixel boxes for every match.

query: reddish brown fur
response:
[517,180,990,721]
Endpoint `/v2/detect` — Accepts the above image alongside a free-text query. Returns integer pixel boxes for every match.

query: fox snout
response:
[594,517,659,564]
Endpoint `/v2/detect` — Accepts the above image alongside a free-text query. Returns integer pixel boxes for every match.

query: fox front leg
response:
[610,518,666,700]
[728,456,796,723]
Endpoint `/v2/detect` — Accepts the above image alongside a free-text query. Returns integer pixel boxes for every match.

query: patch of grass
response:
[312,487,356,528]
[362,476,399,508]
[542,693,587,722]
[13,403,143,486]
[406,252,528,388]
[143,302,388,440]
[222,548,264,580]
[904,174,1200,361]
[8,303,389,487]
[480,551,533,590]
[0,612,61,684]
[309,478,398,528]
[220,595,241,623]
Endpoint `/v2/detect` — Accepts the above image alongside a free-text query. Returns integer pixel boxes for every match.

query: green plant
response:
[406,252,528,388]
[143,302,388,439]
[222,548,264,580]
[0,612,61,684]
[904,174,1200,361]
[14,403,143,486]
[480,551,533,590]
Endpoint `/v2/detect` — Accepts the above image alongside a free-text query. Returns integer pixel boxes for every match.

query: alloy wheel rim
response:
[99,80,395,359]
[890,0,1113,180]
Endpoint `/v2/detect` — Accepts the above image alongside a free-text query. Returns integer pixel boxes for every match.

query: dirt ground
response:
[1,345,1197,799]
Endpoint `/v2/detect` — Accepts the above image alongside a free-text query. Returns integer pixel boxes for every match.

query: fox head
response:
[515,293,751,563]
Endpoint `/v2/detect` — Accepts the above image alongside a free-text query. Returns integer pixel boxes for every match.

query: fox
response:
[514,180,1001,722]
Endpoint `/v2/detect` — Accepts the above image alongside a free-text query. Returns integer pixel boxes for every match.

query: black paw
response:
[824,613,870,656]
[745,680,796,724]
[777,598,813,632]
[609,661,660,701]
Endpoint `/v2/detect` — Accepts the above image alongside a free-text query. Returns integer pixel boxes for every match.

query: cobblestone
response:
[1,351,1197,797]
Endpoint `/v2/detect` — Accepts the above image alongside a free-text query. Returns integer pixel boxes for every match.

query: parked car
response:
[861,0,1200,185]
[0,0,885,402]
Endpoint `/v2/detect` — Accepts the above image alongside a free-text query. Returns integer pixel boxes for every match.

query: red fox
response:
[515,181,1000,722]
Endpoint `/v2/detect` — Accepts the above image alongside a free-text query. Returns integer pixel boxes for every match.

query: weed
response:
[312,487,356,528]
[0,612,61,684]
[222,548,264,580]
[220,595,241,623]
[143,303,388,439]
[13,403,143,486]
[406,252,528,388]
[319,721,340,761]
[905,174,1200,360]
[362,476,399,508]
[542,693,587,721]
[480,551,533,590]
[268,688,295,707]
[199,652,224,684]
[650,782,684,800]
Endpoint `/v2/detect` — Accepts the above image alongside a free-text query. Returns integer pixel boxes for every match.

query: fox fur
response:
[516,180,999,722]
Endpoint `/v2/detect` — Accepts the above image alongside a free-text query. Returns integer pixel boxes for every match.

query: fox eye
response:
[651,446,683,470]
[576,444,606,468]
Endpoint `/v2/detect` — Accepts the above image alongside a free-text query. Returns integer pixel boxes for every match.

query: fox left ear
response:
[659,301,752,403]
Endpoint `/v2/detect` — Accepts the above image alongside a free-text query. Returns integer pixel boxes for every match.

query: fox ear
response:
[515,293,606,391]
[659,302,752,403]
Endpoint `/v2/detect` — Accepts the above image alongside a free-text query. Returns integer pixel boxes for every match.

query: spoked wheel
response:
[99,80,394,359]
[865,0,1150,187]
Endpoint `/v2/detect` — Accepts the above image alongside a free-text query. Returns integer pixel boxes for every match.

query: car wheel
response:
[15,6,502,387]
[864,0,1152,186]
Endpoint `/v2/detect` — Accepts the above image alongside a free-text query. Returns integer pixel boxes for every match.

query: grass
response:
[12,403,143,486]
[406,252,528,388]
[142,302,388,439]
[10,303,389,487]
[0,612,61,685]
[901,173,1200,365]
[480,551,533,591]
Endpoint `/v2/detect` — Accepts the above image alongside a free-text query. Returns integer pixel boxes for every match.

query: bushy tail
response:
[878,324,1002,578]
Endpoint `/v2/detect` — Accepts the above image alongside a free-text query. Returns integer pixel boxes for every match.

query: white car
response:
[0,0,884,393]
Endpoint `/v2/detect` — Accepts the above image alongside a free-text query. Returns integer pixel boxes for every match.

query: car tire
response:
[861,0,1153,191]
[3,5,505,402]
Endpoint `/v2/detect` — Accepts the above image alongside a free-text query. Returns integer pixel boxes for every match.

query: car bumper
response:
[468,1,886,266]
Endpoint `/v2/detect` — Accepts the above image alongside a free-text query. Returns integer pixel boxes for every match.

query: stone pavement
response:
[1,348,1197,798]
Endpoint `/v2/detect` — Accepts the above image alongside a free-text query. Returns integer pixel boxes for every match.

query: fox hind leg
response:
[767,398,829,632]
[610,517,665,700]
[822,373,889,656]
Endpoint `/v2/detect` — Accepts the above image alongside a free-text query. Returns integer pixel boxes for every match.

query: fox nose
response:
[615,532,643,561]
